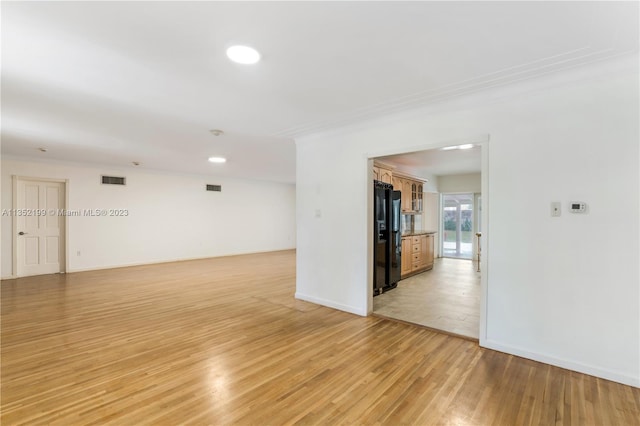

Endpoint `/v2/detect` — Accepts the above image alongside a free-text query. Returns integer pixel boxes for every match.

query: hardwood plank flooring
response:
[373,258,480,339]
[2,250,639,425]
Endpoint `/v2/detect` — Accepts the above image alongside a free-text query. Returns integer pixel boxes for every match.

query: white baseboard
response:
[482,339,639,388]
[295,292,367,317]
[5,248,296,276]
[67,258,203,273]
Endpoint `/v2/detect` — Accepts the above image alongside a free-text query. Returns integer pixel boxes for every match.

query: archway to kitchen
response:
[369,140,486,341]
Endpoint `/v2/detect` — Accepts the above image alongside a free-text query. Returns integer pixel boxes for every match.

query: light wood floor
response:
[373,258,480,339]
[2,250,639,425]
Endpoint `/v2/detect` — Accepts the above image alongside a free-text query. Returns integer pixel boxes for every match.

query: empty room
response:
[2,2,639,425]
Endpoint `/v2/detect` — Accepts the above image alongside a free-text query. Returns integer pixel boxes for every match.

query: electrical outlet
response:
[550,202,561,217]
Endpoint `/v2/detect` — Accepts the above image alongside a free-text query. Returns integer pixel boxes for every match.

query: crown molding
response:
[275,48,638,139]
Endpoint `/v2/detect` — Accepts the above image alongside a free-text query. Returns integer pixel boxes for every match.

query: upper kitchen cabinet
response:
[411,182,424,212]
[393,173,426,213]
[402,179,413,212]
[373,161,394,185]
[391,176,408,212]
[374,161,426,213]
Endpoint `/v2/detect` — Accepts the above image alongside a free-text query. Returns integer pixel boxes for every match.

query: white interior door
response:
[16,179,65,277]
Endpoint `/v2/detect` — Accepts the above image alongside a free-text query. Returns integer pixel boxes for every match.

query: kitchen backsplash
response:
[401,214,422,234]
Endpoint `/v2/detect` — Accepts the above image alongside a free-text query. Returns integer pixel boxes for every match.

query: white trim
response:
[479,138,490,344]
[285,54,638,141]
[64,179,70,274]
[2,249,295,279]
[483,339,640,388]
[12,176,18,276]
[366,135,490,345]
[66,248,296,274]
[295,292,367,317]
[366,159,374,314]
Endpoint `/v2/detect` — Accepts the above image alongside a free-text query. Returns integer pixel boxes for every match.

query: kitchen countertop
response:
[401,231,436,237]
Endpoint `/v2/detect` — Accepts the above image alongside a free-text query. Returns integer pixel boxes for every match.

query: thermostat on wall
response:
[569,202,587,213]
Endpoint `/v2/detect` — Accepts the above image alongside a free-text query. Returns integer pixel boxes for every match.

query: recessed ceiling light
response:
[38,147,48,152]
[226,45,260,64]
[442,144,474,151]
[209,129,224,137]
[132,161,141,166]
[208,156,227,164]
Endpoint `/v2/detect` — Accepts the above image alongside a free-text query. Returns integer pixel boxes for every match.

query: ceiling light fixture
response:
[209,129,224,137]
[226,45,260,64]
[132,161,141,166]
[208,156,227,164]
[441,144,475,151]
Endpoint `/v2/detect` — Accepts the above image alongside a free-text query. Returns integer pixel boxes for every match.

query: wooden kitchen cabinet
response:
[401,179,413,212]
[419,234,434,270]
[401,233,435,279]
[411,236,421,272]
[391,174,425,213]
[392,176,411,213]
[392,176,402,192]
[373,162,393,184]
[412,182,423,212]
[401,237,412,276]
[379,168,393,184]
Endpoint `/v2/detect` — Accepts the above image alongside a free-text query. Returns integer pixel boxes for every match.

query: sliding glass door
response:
[442,193,474,259]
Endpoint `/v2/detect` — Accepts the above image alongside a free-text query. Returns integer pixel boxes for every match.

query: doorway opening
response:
[442,193,474,259]
[369,141,485,341]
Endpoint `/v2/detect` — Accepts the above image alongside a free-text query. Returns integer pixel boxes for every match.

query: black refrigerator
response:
[373,181,401,296]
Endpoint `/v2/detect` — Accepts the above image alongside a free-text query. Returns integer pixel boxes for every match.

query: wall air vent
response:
[101,175,126,185]
[206,184,222,192]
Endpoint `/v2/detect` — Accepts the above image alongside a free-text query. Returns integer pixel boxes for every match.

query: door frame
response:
[12,176,70,277]
[366,134,490,344]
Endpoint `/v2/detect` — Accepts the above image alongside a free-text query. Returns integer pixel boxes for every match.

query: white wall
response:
[423,192,440,257]
[438,172,481,194]
[295,55,639,387]
[1,158,296,276]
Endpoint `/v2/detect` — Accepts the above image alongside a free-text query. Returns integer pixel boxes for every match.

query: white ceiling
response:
[378,145,482,177]
[2,2,637,183]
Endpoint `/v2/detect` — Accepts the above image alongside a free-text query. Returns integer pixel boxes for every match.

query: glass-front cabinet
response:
[392,175,425,214]
[411,182,423,212]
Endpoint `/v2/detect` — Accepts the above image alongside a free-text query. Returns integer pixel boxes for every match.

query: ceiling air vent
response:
[101,175,126,185]
[206,184,222,192]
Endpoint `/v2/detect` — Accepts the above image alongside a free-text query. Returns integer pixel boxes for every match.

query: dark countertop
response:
[401,231,437,237]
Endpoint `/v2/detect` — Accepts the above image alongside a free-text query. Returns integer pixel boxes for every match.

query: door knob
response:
[18,232,27,235]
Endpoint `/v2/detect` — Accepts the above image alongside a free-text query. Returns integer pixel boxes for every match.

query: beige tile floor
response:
[373,257,481,339]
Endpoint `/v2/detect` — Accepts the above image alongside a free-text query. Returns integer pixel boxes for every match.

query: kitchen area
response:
[372,153,481,340]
